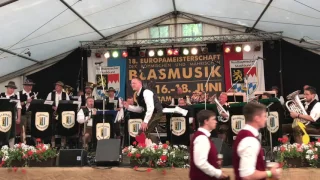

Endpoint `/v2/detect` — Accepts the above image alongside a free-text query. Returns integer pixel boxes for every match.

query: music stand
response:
[28,99,54,138]
[0,99,17,142]
[56,100,80,137]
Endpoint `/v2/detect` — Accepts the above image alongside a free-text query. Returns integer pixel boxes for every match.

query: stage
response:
[0,167,319,180]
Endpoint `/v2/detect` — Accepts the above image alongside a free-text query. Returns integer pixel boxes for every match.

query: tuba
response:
[286,90,308,126]
[212,94,229,123]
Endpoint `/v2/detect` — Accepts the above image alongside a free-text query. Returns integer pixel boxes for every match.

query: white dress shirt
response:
[3,93,22,109]
[16,89,37,110]
[305,100,320,121]
[193,128,222,178]
[237,124,261,178]
[77,108,93,127]
[127,88,154,123]
[46,91,70,106]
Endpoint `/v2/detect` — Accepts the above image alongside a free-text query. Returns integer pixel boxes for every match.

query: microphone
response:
[257,56,266,61]
[95,61,103,65]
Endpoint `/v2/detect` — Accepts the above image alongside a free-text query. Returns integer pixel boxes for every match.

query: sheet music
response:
[162,106,188,116]
[44,100,54,105]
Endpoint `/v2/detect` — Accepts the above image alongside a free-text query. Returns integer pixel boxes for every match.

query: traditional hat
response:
[106,87,116,92]
[5,81,17,89]
[54,81,64,87]
[23,79,35,86]
[85,82,96,89]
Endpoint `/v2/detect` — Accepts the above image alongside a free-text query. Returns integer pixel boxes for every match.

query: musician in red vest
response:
[189,109,228,180]
[232,103,281,180]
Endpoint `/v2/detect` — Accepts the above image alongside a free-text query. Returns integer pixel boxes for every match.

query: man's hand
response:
[221,112,229,119]
[16,118,21,125]
[140,122,148,131]
[27,98,32,103]
[122,101,129,109]
[270,164,281,179]
[218,172,229,179]
[290,112,298,119]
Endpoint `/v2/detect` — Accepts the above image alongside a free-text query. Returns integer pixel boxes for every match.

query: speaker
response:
[96,139,121,166]
[58,149,87,167]
[211,138,232,166]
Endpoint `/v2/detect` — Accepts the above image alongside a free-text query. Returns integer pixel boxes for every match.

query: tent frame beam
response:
[60,0,106,39]
[247,0,273,33]
[0,47,39,63]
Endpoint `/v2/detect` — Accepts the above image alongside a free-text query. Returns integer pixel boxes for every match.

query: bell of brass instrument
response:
[64,85,74,96]
[212,94,229,123]
[285,90,309,126]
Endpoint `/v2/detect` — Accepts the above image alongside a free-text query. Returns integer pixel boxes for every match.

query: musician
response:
[189,109,228,180]
[106,87,120,110]
[123,77,163,142]
[170,87,191,106]
[216,92,230,142]
[303,85,319,101]
[233,103,281,180]
[46,81,70,148]
[78,82,95,108]
[261,92,271,99]
[77,97,95,150]
[271,86,284,105]
[0,81,21,148]
[282,86,320,143]
[16,79,37,144]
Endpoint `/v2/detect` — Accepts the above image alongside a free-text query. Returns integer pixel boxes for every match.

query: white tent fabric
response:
[1,0,320,77]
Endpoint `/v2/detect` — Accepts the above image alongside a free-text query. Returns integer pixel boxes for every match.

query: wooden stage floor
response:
[1,167,320,180]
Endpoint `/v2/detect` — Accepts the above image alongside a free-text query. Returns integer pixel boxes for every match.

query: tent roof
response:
[1,0,320,79]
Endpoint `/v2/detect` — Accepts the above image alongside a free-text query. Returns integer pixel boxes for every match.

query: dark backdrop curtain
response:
[264,40,320,97]
[27,48,88,99]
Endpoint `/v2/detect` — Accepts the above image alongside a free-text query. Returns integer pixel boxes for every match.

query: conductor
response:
[123,77,163,142]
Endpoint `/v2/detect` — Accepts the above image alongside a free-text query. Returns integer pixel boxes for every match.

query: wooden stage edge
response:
[0,167,319,180]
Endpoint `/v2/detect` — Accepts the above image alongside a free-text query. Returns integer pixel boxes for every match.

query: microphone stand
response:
[245,58,259,102]
[97,63,106,137]
[204,62,217,110]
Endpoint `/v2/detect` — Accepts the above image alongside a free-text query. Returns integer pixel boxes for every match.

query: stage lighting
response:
[224,46,231,53]
[201,47,208,54]
[104,51,110,58]
[112,51,119,58]
[122,50,128,58]
[139,50,146,57]
[191,47,198,55]
[243,45,251,52]
[182,48,189,55]
[157,49,164,56]
[167,48,173,56]
[148,50,155,57]
[235,45,242,53]
[173,48,179,56]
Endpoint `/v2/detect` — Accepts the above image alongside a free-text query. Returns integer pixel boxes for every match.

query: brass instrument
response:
[133,91,138,104]
[64,85,74,96]
[191,91,200,104]
[212,94,229,122]
[286,90,309,126]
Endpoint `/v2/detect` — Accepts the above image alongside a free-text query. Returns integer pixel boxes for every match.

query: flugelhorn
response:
[212,94,229,122]
[285,90,309,126]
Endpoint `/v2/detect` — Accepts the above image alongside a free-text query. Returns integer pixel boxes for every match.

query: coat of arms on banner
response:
[95,66,120,99]
[171,117,186,136]
[128,119,142,137]
[267,111,279,133]
[35,112,49,131]
[231,115,245,134]
[61,111,75,129]
[230,60,258,95]
[0,111,12,133]
[96,123,110,140]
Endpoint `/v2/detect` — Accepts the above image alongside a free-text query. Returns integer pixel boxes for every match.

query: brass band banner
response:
[127,54,225,102]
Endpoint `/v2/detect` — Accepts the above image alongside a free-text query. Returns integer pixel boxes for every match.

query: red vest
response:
[189,131,219,180]
[232,129,266,180]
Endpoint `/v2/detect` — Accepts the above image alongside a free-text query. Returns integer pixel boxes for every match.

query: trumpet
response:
[285,90,309,126]
[212,94,229,122]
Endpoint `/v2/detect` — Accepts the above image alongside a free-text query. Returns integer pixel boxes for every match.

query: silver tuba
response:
[213,94,229,123]
[285,90,309,126]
